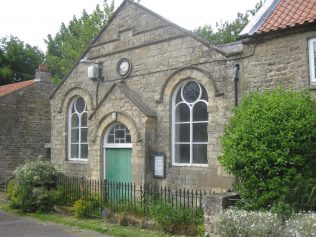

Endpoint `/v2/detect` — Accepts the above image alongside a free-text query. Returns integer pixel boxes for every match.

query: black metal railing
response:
[56,176,210,217]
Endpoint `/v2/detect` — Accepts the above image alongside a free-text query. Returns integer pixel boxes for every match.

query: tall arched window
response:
[172,81,208,165]
[68,96,88,160]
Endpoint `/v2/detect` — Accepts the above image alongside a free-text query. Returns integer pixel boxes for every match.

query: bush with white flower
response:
[8,160,62,212]
[213,208,316,237]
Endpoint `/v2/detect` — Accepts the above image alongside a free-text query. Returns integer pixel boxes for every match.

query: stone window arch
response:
[172,80,208,166]
[68,96,88,160]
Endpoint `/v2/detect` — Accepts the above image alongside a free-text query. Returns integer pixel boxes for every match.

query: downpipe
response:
[233,64,240,107]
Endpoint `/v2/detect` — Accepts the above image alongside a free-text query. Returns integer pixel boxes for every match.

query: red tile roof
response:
[0,80,36,97]
[257,0,316,34]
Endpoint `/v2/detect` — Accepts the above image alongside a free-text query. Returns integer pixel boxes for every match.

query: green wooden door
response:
[105,148,132,201]
[106,148,132,182]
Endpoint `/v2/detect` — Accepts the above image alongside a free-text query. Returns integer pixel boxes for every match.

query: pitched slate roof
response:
[0,80,36,97]
[240,0,316,37]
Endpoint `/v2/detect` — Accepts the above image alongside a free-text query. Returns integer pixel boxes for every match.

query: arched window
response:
[104,123,132,147]
[68,97,88,160]
[172,81,208,165]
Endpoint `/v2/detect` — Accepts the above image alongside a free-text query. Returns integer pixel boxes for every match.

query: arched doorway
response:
[103,123,132,183]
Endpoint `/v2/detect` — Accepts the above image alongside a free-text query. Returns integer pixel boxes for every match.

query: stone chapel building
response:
[50,0,316,191]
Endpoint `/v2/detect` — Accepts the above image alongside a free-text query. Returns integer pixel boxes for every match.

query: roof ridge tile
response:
[0,80,36,97]
[241,0,316,37]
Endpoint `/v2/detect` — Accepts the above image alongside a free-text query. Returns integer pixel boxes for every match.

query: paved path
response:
[0,211,112,237]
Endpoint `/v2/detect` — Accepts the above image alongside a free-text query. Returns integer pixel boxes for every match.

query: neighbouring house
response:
[238,0,316,96]
[0,64,54,182]
[49,0,316,191]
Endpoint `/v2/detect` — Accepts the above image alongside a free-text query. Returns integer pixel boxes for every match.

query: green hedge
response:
[219,88,316,211]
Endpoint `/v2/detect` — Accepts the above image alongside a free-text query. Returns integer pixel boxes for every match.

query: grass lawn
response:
[0,192,178,237]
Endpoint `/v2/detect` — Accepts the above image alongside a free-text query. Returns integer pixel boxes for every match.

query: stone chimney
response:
[35,64,52,82]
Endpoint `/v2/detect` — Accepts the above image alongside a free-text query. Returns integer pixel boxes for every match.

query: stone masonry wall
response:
[0,81,54,181]
[240,30,316,98]
[202,192,239,236]
[51,1,236,191]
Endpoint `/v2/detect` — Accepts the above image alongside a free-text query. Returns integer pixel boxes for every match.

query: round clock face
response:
[117,58,131,77]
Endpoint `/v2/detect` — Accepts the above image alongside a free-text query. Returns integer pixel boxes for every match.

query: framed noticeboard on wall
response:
[153,152,165,179]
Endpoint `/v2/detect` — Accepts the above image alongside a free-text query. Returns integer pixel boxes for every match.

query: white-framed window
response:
[104,123,132,148]
[172,80,208,166]
[68,96,88,160]
[309,38,316,84]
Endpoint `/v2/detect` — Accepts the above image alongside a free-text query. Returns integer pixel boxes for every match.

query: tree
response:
[219,88,316,211]
[45,0,115,83]
[0,36,44,86]
[194,1,264,44]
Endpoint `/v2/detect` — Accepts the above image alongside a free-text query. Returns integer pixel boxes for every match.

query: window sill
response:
[309,84,316,90]
[172,163,208,168]
[67,159,88,164]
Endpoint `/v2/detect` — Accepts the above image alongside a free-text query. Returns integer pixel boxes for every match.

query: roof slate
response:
[258,0,316,34]
[0,80,36,97]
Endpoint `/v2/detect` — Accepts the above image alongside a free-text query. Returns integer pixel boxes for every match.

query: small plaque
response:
[153,153,165,178]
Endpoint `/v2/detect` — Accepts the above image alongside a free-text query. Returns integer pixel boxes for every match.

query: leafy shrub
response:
[7,180,20,209]
[213,209,316,237]
[56,183,83,206]
[285,178,316,212]
[219,88,316,211]
[73,198,101,218]
[114,200,144,216]
[74,199,92,218]
[148,201,204,236]
[7,160,62,212]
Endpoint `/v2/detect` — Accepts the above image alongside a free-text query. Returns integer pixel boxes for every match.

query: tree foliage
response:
[194,1,264,44]
[0,36,44,86]
[219,88,316,211]
[45,0,115,82]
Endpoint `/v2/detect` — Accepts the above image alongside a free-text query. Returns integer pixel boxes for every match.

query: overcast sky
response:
[0,0,258,52]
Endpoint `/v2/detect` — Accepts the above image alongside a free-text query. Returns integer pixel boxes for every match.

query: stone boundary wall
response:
[202,192,239,236]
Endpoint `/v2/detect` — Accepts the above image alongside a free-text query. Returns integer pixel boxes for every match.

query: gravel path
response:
[0,210,112,237]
